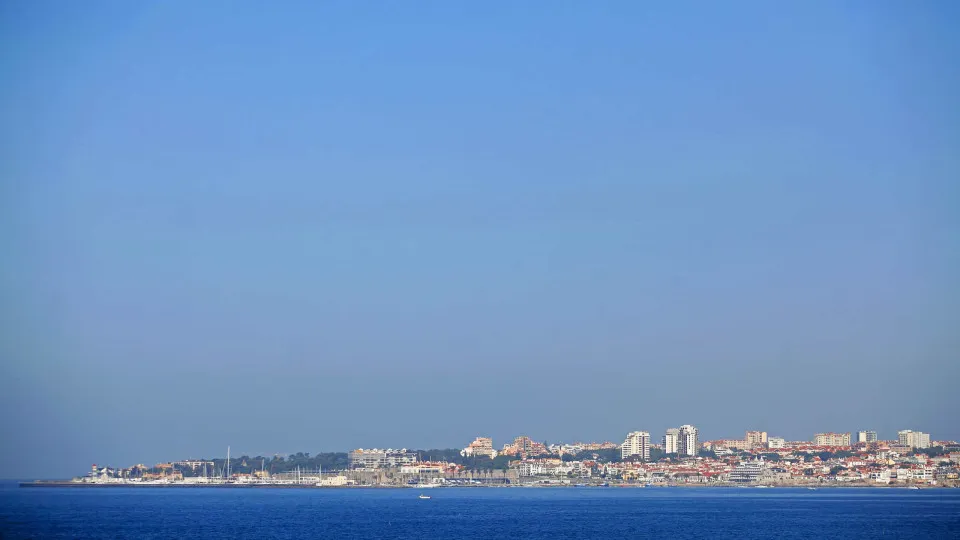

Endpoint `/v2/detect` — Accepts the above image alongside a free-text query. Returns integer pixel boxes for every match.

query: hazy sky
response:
[2,1,957,478]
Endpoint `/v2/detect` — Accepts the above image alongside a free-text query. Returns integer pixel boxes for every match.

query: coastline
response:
[19,481,953,489]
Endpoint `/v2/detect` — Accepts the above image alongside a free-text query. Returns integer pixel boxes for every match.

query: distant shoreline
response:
[18,481,952,489]
[19,482,380,489]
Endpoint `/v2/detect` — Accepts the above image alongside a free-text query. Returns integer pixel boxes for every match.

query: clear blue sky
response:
[1,1,957,478]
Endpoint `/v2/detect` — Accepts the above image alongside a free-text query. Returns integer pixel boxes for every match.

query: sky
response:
[1,1,957,478]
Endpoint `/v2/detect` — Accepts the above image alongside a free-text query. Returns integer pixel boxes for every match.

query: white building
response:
[318,475,350,486]
[347,448,417,469]
[729,459,765,483]
[516,462,542,477]
[547,443,584,456]
[621,431,651,461]
[870,470,892,484]
[400,463,445,475]
[515,459,564,477]
[897,430,931,449]
[857,431,878,444]
[663,428,680,454]
[173,460,215,472]
[767,437,785,449]
[678,425,699,457]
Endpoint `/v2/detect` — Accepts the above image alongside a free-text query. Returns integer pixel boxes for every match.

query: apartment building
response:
[767,437,785,449]
[461,437,498,459]
[745,431,768,449]
[621,431,651,461]
[898,430,931,449]
[663,428,680,454]
[857,430,878,444]
[708,439,749,451]
[679,425,699,457]
[502,436,548,456]
[814,433,851,447]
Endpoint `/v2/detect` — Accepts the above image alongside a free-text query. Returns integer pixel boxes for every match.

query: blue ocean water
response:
[2,484,958,539]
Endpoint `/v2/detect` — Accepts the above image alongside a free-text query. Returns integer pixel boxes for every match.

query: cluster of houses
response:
[498,438,960,486]
[68,431,959,488]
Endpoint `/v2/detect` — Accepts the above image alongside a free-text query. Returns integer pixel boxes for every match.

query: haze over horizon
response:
[2,2,958,478]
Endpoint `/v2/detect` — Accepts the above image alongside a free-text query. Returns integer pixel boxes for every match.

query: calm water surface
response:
[2,484,958,539]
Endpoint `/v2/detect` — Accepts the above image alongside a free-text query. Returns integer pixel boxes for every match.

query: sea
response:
[2,483,959,539]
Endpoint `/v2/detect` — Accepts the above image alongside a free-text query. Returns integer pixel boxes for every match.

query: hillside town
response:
[39,428,960,489]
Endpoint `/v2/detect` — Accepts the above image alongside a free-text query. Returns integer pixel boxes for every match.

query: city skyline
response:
[19,425,949,480]
[55,430,960,489]
[40,426,955,486]
[2,390,955,478]
[3,2,957,481]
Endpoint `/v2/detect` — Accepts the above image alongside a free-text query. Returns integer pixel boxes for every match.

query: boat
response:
[908,486,921,490]
[418,494,431,499]
[807,487,817,491]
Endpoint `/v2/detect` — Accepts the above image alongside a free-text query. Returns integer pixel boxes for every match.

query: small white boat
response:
[908,486,921,490]
[807,488,817,491]
[418,494,431,499]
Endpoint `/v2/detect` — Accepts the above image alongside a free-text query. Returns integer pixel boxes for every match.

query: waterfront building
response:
[173,460,215,472]
[621,431,651,461]
[514,458,564,477]
[857,431,878,444]
[745,431,768,449]
[347,448,417,469]
[814,433,851,447]
[663,429,680,454]
[870,469,892,484]
[729,459,765,483]
[319,475,350,486]
[400,462,447,475]
[898,430,931,449]
[461,437,498,459]
[273,471,323,484]
[679,425,699,457]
